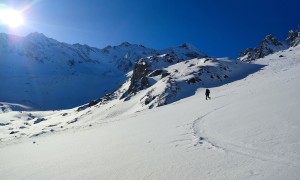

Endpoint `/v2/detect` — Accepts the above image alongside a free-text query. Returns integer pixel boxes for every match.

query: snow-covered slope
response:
[0,33,205,110]
[0,55,263,140]
[0,41,300,180]
[0,42,299,179]
[0,102,31,113]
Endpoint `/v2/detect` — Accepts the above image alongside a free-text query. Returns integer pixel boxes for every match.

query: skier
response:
[205,89,211,100]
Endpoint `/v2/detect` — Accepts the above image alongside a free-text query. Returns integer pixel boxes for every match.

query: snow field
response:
[0,46,299,179]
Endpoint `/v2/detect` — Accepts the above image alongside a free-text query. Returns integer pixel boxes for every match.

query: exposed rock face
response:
[121,54,182,99]
[140,78,178,108]
[261,35,285,51]
[238,48,261,61]
[118,43,207,100]
[77,93,116,111]
[238,26,299,62]
[286,26,300,47]
[238,35,288,62]
[123,59,152,98]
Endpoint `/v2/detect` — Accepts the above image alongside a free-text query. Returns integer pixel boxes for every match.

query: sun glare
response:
[0,8,24,28]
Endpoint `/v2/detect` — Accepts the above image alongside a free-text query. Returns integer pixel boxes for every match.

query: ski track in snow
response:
[192,104,300,168]
[169,105,229,152]
[191,105,228,151]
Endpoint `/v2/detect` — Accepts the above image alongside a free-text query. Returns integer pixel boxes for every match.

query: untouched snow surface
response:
[0,46,300,179]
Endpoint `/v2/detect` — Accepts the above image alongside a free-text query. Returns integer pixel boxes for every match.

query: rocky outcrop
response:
[121,54,177,99]
[238,35,288,62]
[77,93,115,111]
[286,26,300,47]
[122,59,152,98]
[119,43,207,100]
[238,26,299,62]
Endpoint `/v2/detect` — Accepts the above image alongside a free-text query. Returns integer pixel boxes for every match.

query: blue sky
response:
[0,0,299,58]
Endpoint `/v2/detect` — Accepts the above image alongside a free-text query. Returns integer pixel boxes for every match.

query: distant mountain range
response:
[0,26,299,111]
[0,33,205,110]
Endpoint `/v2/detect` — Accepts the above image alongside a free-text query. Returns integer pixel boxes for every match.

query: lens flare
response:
[0,8,24,28]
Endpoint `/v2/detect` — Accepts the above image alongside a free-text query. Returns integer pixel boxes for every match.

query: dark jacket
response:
[205,89,210,95]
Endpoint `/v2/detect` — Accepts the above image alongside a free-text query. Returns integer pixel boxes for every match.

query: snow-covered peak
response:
[0,33,22,47]
[0,32,21,39]
[179,43,197,50]
[259,34,288,56]
[25,32,48,39]
[238,27,299,62]
[24,32,60,45]
[120,41,131,47]
[262,34,283,46]
[162,43,207,61]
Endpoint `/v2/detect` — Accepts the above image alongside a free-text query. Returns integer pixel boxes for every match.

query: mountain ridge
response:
[238,26,300,61]
[1,26,299,111]
[0,32,206,110]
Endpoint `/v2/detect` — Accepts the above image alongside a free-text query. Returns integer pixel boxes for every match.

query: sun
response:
[0,8,24,28]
